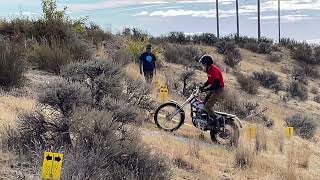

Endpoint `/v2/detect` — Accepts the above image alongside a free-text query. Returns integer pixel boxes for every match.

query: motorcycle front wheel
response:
[154,102,185,132]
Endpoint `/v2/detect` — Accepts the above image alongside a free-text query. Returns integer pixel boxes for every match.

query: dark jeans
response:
[143,70,154,83]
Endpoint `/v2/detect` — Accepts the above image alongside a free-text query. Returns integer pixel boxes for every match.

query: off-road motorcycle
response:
[154,87,242,146]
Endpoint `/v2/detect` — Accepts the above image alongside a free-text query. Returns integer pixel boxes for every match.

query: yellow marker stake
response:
[42,152,64,180]
[285,127,294,139]
[246,125,257,140]
[159,87,169,102]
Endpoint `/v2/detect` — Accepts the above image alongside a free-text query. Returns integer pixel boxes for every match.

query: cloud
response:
[133,11,149,16]
[248,14,312,22]
[134,9,235,18]
[242,0,320,13]
[68,0,169,12]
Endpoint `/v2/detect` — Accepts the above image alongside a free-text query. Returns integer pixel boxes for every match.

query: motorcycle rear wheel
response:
[210,119,239,147]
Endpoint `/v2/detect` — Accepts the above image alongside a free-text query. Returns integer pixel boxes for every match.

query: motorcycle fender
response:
[230,117,243,128]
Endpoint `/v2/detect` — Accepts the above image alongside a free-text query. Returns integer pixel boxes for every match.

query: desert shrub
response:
[168,32,190,44]
[291,65,308,84]
[28,39,73,74]
[113,48,133,65]
[2,108,171,179]
[285,113,317,139]
[243,42,259,52]
[38,80,92,116]
[86,23,112,46]
[213,91,259,119]
[28,36,92,74]
[215,40,242,67]
[252,70,283,92]
[180,68,196,96]
[314,95,320,103]
[0,18,33,38]
[236,73,259,95]
[215,40,237,54]
[280,38,299,50]
[192,33,218,45]
[99,96,140,124]
[0,39,26,86]
[291,43,315,64]
[224,50,242,67]
[314,46,320,63]
[257,42,272,54]
[287,81,308,100]
[310,87,318,94]
[163,43,202,66]
[123,76,155,111]
[268,52,283,62]
[300,63,320,79]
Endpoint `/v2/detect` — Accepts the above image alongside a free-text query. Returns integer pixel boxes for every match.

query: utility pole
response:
[216,0,220,38]
[257,0,261,41]
[278,0,281,43]
[236,0,240,40]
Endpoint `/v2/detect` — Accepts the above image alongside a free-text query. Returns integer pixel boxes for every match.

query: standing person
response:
[198,54,225,128]
[139,44,157,83]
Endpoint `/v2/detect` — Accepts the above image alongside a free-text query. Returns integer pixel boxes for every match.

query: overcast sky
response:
[1,0,320,43]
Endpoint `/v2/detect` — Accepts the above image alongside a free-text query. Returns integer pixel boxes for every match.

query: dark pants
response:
[203,88,224,119]
[143,70,154,83]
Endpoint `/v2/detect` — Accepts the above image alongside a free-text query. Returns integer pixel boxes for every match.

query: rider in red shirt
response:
[199,54,225,127]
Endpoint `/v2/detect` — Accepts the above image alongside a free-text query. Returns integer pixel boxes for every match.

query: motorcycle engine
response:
[194,117,208,130]
[194,108,208,130]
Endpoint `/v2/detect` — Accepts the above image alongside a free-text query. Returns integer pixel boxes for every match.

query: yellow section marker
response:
[42,152,64,180]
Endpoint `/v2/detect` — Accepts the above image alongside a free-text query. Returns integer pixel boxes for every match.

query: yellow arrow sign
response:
[42,152,64,180]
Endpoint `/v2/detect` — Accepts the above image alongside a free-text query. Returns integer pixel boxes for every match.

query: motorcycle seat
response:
[215,111,236,118]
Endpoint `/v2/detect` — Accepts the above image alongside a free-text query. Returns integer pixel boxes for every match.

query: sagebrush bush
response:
[38,80,92,116]
[168,32,190,44]
[62,60,124,102]
[2,108,171,179]
[314,95,320,103]
[257,42,272,54]
[86,23,112,46]
[224,50,242,67]
[163,43,202,67]
[314,46,320,63]
[192,33,218,45]
[285,113,317,139]
[0,39,26,86]
[268,52,282,62]
[113,48,133,65]
[236,73,259,95]
[291,65,308,84]
[213,90,259,119]
[252,70,283,92]
[215,40,237,54]
[291,43,314,64]
[310,87,318,94]
[28,39,73,74]
[287,81,308,100]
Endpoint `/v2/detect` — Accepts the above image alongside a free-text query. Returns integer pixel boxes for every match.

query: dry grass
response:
[0,95,36,127]
[255,126,267,153]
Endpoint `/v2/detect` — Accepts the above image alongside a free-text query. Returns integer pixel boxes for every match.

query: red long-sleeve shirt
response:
[207,64,224,89]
